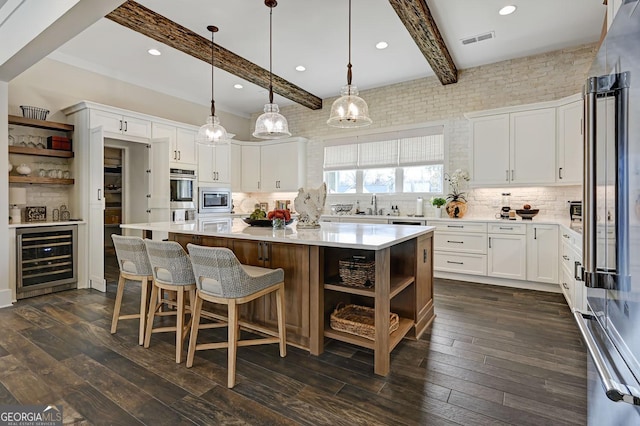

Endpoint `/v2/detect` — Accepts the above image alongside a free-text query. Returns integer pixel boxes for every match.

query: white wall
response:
[0,80,12,307]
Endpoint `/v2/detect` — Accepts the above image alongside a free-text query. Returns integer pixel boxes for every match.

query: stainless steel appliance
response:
[569,201,582,222]
[170,168,196,221]
[574,3,640,424]
[500,192,511,219]
[199,187,232,214]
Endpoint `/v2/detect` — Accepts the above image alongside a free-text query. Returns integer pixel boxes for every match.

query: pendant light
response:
[327,0,372,128]
[253,0,291,139]
[196,25,229,145]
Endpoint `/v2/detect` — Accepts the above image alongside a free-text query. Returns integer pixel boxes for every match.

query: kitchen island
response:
[122,218,435,376]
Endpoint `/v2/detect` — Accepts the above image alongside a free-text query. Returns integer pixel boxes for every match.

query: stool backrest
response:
[188,244,274,299]
[143,240,195,285]
[112,234,152,276]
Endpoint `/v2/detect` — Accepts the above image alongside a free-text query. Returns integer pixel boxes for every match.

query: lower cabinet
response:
[526,224,559,283]
[488,233,527,280]
[559,229,585,310]
[429,220,487,276]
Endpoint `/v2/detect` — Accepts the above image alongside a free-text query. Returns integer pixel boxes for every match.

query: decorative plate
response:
[243,218,293,227]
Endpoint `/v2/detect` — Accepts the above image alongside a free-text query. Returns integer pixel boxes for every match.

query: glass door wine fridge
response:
[16,225,78,299]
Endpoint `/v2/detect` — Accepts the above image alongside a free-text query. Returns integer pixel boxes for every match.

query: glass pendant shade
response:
[196,114,229,145]
[253,102,291,139]
[327,84,372,128]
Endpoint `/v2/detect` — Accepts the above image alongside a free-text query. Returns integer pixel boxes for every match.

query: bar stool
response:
[143,239,197,363]
[111,235,154,345]
[186,244,286,388]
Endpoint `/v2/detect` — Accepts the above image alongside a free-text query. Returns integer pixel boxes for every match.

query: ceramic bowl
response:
[516,209,539,220]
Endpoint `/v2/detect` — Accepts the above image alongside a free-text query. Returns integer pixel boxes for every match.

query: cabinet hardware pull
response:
[177,151,181,161]
[423,249,427,263]
[499,227,513,230]
[534,228,537,239]
[146,209,151,214]
[447,261,464,265]
[119,120,123,131]
[146,194,151,198]
[563,255,570,260]
[263,242,270,262]
[511,169,514,180]
[124,121,128,132]
[447,225,464,228]
[173,150,177,160]
[574,261,583,281]
[559,167,563,179]
[563,234,569,238]
[489,237,491,248]
[506,170,509,181]
[562,282,569,289]
[97,189,102,200]
[258,241,262,260]
[447,240,464,244]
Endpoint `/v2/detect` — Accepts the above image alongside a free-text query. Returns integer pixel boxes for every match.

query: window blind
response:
[323,144,358,170]
[398,134,444,166]
[358,140,398,168]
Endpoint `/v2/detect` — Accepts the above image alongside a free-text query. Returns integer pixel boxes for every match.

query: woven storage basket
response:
[330,304,399,340]
[339,256,375,288]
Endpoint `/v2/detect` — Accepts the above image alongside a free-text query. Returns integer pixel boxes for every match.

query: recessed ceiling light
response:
[295,65,306,72]
[498,5,516,15]
[147,48,161,56]
[233,84,243,89]
[376,41,388,50]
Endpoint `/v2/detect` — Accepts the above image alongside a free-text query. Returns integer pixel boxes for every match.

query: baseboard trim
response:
[435,271,560,293]
[0,289,14,308]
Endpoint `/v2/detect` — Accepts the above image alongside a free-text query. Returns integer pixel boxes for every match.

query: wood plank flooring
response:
[0,274,586,425]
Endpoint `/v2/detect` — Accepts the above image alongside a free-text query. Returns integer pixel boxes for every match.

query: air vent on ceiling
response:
[461,31,495,46]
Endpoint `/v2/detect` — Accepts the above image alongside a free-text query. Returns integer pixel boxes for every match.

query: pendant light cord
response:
[269,4,274,104]
[346,0,353,92]
[211,29,216,116]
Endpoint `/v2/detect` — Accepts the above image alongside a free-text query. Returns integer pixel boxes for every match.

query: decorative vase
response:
[446,200,468,218]
[434,207,442,218]
[272,218,285,230]
[16,163,31,176]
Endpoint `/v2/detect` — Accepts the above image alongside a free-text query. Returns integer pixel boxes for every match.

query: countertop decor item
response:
[294,183,327,229]
[20,105,49,120]
[195,24,229,145]
[330,303,398,340]
[16,164,31,176]
[9,187,27,224]
[327,0,372,128]
[515,209,539,220]
[243,218,293,227]
[444,169,470,218]
[25,206,47,222]
[253,0,291,139]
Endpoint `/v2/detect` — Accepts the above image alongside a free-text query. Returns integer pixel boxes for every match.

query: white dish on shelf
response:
[240,197,260,213]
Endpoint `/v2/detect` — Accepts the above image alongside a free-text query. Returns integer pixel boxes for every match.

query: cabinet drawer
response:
[487,223,526,234]
[434,232,487,254]
[427,221,487,233]
[434,252,487,275]
[560,241,573,273]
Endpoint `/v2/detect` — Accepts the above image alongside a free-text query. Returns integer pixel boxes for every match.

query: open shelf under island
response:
[121,218,435,376]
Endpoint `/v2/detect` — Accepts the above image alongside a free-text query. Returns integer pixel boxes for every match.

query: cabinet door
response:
[471,114,510,185]
[90,110,123,134]
[526,224,559,283]
[273,141,301,191]
[510,108,556,184]
[487,234,527,280]
[557,100,583,184]
[122,115,151,138]
[152,122,178,163]
[260,143,280,192]
[230,143,242,192]
[197,144,215,184]
[415,234,433,336]
[214,143,231,184]
[149,137,170,226]
[176,127,197,165]
[89,127,106,292]
[241,145,261,192]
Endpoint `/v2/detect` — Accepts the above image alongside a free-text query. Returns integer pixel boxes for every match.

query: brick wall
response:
[249,44,596,219]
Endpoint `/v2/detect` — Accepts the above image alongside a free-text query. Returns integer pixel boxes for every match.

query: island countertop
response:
[121,218,434,250]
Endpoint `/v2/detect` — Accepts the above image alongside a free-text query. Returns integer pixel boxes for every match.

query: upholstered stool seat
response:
[186,244,286,388]
[111,235,154,345]
[143,240,197,363]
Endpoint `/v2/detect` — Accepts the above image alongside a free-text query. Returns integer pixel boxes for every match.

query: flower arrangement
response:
[444,169,470,202]
[430,197,446,208]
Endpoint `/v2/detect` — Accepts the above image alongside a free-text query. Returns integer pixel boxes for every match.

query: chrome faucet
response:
[371,194,377,215]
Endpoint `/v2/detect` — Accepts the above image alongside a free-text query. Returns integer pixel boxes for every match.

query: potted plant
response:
[444,169,470,218]
[430,197,446,218]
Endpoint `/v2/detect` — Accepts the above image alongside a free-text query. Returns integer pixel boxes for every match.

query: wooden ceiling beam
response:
[106,0,322,110]
[388,0,458,85]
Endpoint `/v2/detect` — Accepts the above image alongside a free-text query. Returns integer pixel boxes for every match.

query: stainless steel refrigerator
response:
[574,1,640,424]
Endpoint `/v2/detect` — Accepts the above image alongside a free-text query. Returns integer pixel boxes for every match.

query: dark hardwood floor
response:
[0,266,586,425]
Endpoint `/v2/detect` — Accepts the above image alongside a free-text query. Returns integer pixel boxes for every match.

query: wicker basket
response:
[330,303,399,340]
[20,105,49,120]
[339,256,375,288]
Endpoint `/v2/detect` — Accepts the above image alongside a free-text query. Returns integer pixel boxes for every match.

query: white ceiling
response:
[47,0,606,117]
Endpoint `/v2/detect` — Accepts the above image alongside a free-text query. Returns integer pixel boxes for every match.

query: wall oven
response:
[199,187,232,214]
[170,168,196,221]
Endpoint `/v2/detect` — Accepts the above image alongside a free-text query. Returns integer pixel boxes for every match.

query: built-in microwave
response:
[199,187,232,214]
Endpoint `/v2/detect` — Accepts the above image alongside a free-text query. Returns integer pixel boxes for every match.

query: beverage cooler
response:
[16,225,78,299]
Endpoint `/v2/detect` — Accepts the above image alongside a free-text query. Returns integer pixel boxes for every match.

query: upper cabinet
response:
[230,143,241,193]
[241,145,261,192]
[239,138,307,193]
[467,94,582,187]
[90,109,151,139]
[198,142,230,185]
[151,122,197,167]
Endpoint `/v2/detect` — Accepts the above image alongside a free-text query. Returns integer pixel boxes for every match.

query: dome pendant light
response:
[327,0,372,128]
[253,0,291,139]
[196,25,229,145]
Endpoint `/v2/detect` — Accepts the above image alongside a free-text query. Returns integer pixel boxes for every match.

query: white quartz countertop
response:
[121,218,435,250]
[9,220,86,229]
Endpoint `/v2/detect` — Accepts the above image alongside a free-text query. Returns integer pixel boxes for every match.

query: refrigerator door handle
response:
[573,309,640,406]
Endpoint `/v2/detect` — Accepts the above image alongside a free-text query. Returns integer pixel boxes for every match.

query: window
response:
[323,127,445,194]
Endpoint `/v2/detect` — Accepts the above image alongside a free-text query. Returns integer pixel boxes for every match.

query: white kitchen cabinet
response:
[526,224,559,284]
[488,232,527,280]
[152,122,197,166]
[557,99,583,184]
[560,228,585,310]
[90,109,151,139]
[88,127,106,292]
[428,220,488,276]
[198,142,230,184]
[230,143,241,192]
[241,145,261,192]
[469,102,564,186]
